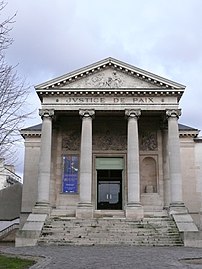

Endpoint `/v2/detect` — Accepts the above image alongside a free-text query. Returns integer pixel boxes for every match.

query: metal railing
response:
[0,220,19,239]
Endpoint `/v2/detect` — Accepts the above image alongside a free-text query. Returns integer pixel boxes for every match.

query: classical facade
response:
[16,58,202,247]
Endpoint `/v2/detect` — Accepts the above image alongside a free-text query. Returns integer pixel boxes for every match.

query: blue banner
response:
[62,155,79,193]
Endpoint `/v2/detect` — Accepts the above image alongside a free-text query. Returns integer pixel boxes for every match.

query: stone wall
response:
[0,183,22,220]
[194,138,202,228]
[181,137,200,211]
[21,136,41,215]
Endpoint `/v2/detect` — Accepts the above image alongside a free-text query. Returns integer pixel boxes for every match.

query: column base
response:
[76,203,93,219]
[126,203,144,220]
[32,202,51,215]
[169,202,188,215]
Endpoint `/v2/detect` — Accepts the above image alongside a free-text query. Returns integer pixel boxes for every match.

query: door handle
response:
[109,194,112,199]
[106,194,109,199]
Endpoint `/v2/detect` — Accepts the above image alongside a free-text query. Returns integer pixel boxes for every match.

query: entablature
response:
[41,95,179,112]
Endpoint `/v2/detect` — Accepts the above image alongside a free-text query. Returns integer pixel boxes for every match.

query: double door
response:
[97,169,122,210]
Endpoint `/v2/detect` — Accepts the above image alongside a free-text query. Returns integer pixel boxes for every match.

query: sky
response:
[2,0,202,176]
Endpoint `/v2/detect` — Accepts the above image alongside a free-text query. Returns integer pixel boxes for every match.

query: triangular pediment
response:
[35,57,185,92]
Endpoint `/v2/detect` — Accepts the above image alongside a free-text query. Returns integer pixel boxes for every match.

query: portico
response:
[34,93,185,220]
[16,57,202,247]
[35,57,187,218]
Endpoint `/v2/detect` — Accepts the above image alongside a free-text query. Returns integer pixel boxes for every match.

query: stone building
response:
[0,159,22,224]
[0,158,22,190]
[16,58,202,247]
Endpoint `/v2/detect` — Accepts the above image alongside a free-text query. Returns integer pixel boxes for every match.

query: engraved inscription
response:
[54,96,157,104]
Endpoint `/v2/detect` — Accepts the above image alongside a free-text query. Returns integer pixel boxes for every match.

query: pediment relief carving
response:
[61,69,159,89]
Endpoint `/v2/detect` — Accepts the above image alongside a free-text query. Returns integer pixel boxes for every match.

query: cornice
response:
[179,130,199,138]
[20,130,41,139]
[37,88,184,101]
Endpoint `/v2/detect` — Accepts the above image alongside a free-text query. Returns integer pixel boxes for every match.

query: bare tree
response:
[0,1,32,161]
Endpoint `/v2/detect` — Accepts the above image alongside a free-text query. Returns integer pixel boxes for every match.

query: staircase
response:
[0,219,19,243]
[39,215,184,246]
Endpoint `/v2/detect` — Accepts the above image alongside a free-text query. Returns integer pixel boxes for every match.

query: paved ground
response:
[1,245,202,269]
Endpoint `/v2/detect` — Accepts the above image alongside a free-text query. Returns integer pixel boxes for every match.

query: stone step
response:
[39,239,183,247]
[43,230,179,238]
[42,229,180,237]
[39,216,183,246]
[44,218,177,226]
[43,224,179,233]
[42,226,180,234]
[38,234,182,243]
[40,235,183,242]
[41,229,180,237]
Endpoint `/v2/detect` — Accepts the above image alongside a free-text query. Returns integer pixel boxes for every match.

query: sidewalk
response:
[1,245,202,269]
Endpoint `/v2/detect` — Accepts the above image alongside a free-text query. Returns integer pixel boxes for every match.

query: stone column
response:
[125,109,143,220]
[166,109,186,212]
[34,109,54,213]
[76,109,95,218]
[162,127,170,208]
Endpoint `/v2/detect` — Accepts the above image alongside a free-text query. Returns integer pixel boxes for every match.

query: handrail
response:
[0,223,19,239]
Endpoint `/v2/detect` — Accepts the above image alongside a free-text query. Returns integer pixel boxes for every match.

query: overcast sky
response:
[2,0,202,175]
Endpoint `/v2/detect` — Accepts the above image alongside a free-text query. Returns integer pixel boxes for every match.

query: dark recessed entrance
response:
[97,170,122,210]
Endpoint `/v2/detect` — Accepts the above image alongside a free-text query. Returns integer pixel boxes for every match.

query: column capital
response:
[39,109,54,119]
[166,109,181,119]
[125,109,141,119]
[79,109,95,118]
